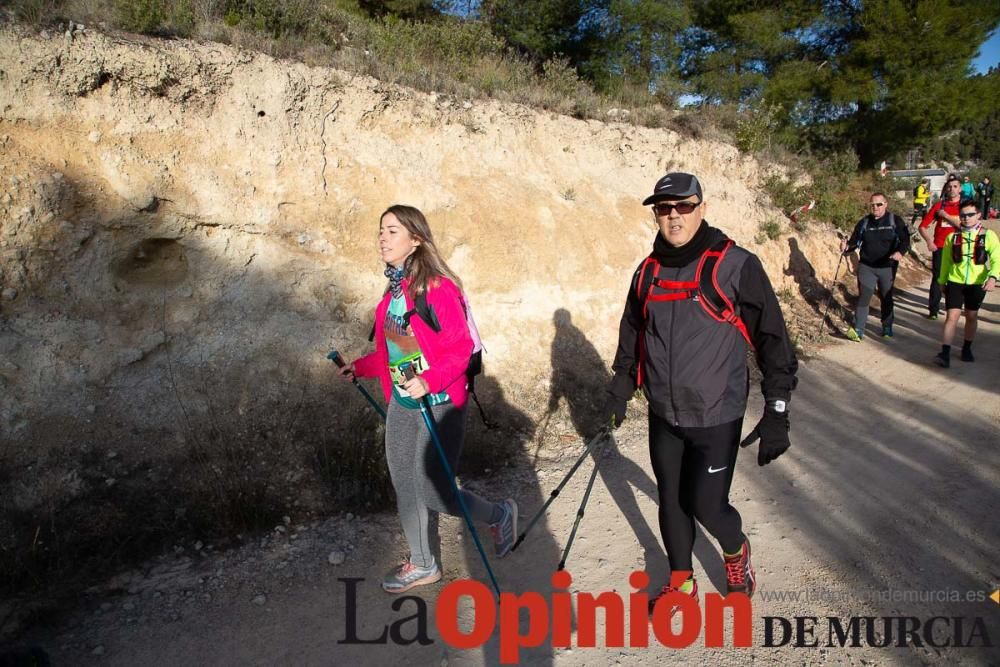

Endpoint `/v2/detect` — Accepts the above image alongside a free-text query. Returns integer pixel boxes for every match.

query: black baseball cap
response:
[642,172,704,206]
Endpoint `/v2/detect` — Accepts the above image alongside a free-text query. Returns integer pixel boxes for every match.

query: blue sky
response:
[973,29,1000,73]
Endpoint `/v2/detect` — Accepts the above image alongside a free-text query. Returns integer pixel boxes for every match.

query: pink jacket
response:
[353,276,472,408]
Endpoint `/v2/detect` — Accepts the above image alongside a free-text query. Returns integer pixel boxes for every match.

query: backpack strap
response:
[854,216,870,253]
[952,229,966,263]
[974,228,987,264]
[403,292,441,332]
[469,384,498,430]
[888,213,901,251]
[695,240,755,352]
[634,257,657,387]
[633,241,755,386]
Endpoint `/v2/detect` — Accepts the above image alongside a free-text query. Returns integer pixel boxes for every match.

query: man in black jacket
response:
[977,176,993,219]
[604,172,798,615]
[841,192,910,341]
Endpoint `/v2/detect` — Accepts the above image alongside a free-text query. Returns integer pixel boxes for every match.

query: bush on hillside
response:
[735,101,782,154]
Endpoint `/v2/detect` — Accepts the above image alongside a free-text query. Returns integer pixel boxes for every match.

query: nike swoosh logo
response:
[707,466,727,474]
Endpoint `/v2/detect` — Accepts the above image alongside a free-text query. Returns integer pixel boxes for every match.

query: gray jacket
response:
[610,224,798,428]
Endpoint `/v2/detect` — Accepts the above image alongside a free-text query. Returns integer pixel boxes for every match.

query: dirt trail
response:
[15,275,1000,666]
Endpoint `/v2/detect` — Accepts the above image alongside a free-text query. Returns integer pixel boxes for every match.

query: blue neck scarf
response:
[384,263,407,298]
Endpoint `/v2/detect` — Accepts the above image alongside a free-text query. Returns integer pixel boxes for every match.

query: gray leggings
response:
[856,263,895,331]
[385,398,497,568]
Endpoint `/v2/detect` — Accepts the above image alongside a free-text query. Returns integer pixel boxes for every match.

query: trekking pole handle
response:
[401,363,427,398]
[327,350,346,368]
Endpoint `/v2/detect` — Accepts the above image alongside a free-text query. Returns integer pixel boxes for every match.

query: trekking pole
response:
[511,428,610,553]
[327,350,386,420]
[557,432,614,570]
[818,234,848,336]
[401,363,501,599]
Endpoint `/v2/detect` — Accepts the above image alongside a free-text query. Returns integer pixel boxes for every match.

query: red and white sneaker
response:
[648,577,698,616]
[724,538,756,598]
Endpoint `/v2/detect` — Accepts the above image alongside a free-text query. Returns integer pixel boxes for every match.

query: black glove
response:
[603,394,628,428]
[740,408,790,466]
[603,373,635,428]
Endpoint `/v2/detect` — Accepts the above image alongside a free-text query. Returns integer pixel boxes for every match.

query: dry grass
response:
[4,0,690,131]
[0,354,394,604]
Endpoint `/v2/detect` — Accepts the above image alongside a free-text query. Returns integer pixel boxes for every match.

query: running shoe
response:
[934,352,950,368]
[490,499,518,558]
[845,328,862,342]
[382,559,442,594]
[882,325,893,339]
[648,577,698,616]
[724,539,757,598]
[926,313,939,320]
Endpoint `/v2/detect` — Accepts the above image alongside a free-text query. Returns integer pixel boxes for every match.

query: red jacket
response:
[920,198,961,248]
[354,276,472,408]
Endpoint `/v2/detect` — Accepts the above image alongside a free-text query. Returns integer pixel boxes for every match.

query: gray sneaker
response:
[381,559,441,594]
[490,499,518,558]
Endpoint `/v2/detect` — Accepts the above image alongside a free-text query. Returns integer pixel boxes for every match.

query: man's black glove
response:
[740,407,790,466]
[603,395,628,428]
[603,373,634,428]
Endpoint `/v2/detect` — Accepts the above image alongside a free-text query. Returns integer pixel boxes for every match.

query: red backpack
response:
[635,239,754,386]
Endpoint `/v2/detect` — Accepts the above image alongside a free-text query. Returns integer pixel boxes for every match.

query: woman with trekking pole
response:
[335,204,517,594]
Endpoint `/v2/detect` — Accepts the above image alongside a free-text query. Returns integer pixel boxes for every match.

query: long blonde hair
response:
[381,204,463,297]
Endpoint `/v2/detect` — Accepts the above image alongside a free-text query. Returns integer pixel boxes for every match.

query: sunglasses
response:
[652,201,700,216]
[871,202,886,207]
[959,212,979,220]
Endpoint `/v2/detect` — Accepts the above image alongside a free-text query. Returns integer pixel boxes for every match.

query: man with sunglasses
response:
[603,172,798,615]
[919,177,964,319]
[841,193,910,341]
[933,200,999,367]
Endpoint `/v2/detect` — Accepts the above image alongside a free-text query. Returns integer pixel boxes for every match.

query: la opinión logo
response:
[339,570,753,663]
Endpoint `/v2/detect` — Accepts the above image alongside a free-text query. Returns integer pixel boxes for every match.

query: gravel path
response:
[19,280,1000,667]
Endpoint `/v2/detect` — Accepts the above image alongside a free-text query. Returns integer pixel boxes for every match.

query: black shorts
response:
[944,282,986,311]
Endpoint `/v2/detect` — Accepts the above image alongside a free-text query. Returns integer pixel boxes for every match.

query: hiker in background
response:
[961,176,975,200]
[842,193,909,341]
[919,176,963,320]
[603,172,798,615]
[335,204,516,593]
[940,172,958,201]
[977,176,994,219]
[933,199,999,367]
[911,178,930,231]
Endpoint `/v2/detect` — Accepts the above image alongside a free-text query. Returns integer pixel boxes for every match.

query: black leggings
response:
[648,412,744,572]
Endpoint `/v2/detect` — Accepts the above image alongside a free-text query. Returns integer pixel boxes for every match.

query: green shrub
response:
[762,172,806,213]
[760,149,875,232]
[541,56,586,100]
[115,0,166,34]
[735,101,782,154]
[169,0,196,35]
[222,0,318,38]
[10,0,65,24]
[758,219,781,241]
